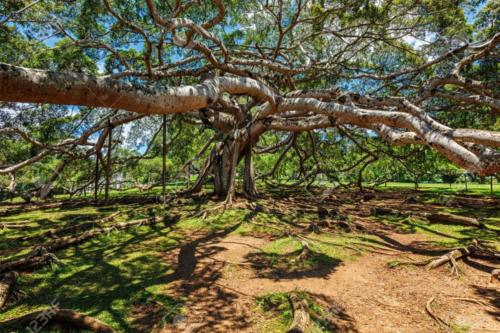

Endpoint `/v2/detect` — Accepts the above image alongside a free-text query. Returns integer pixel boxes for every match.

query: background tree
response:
[0,0,498,202]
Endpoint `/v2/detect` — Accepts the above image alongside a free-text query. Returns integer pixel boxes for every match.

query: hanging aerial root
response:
[0,308,115,333]
[287,292,310,333]
[0,271,18,309]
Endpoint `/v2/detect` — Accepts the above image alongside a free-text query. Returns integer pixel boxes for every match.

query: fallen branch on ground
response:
[0,308,115,333]
[287,293,310,333]
[0,271,17,309]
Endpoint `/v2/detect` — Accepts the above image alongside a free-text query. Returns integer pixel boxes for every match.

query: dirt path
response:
[157,230,499,333]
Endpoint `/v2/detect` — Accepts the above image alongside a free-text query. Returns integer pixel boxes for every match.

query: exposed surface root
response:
[370,206,484,229]
[42,215,163,252]
[0,308,115,333]
[490,269,500,283]
[0,223,30,230]
[425,297,450,330]
[0,271,17,309]
[371,207,409,217]
[426,213,482,228]
[426,243,477,274]
[387,258,431,268]
[287,292,310,333]
[1,216,163,274]
[18,210,125,242]
[389,242,479,275]
[294,239,312,262]
[0,247,60,274]
[306,223,320,234]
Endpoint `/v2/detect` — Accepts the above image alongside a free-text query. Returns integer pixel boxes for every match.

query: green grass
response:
[0,188,498,332]
[377,182,499,197]
[373,213,499,250]
[0,220,182,331]
[0,195,277,332]
[0,182,186,204]
[0,199,195,332]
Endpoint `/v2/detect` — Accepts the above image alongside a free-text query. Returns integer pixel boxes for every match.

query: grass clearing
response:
[0,188,498,332]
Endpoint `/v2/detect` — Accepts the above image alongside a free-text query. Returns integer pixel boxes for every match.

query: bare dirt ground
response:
[3,190,497,333]
[155,229,498,333]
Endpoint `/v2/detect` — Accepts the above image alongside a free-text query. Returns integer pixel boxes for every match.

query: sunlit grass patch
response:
[0,219,179,331]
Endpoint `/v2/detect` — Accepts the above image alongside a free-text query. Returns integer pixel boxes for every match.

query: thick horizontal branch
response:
[0,64,276,115]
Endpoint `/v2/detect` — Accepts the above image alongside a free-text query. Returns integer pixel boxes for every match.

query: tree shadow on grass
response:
[245,248,341,280]
[1,216,183,332]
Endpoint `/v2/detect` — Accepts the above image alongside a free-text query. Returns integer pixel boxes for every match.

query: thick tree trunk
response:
[212,135,252,202]
[213,142,231,198]
[189,128,262,199]
[224,139,240,204]
[213,139,240,200]
[243,144,258,199]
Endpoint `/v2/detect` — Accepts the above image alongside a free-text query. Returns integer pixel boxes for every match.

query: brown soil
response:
[150,228,499,333]
[121,190,500,332]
